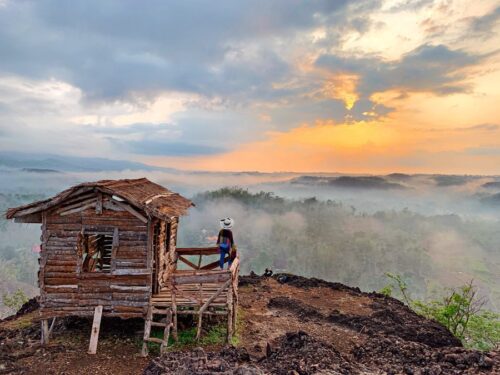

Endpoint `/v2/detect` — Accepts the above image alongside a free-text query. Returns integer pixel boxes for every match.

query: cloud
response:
[111,139,225,156]
[466,146,500,156]
[0,0,354,102]
[316,44,480,99]
[470,6,500,35]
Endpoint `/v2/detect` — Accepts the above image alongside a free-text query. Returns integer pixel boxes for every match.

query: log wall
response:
[40,199,151,319]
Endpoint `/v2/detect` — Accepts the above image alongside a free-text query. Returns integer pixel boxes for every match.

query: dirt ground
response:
[1,274,498,374]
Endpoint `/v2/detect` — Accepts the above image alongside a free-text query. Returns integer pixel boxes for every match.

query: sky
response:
[0,0,499,174]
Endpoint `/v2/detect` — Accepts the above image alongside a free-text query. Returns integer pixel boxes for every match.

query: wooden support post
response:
[172,290,178,342]
[160,310,172,354]
[195,279,232,341]
[196,308,203,341]
[48,317,56,338]
[227,282,234,343]
[41,319,49,345]
[141,305,153,357]
[88,305,103,355]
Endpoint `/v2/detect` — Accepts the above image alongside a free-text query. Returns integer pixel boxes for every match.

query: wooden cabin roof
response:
[5,178,193,222]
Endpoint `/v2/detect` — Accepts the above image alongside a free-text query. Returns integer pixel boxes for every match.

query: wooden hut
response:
[6,178,239,355]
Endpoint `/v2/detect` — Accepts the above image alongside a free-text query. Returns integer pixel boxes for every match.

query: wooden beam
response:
[112,199,148,223]
[102,200,125,212]
[95,192,102,214]
[88,305,103,355]
[14,213,42,223]
[176,247,219,256]
[56,197,97,215]
[112,269,150,276]
[171,287,201,305]
[173,272,230,285]
[60,202,97,216]
[178,255,199,270]
[200,257,229,271]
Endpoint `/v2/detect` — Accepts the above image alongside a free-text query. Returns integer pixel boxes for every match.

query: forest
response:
[1,183,500,318]
[178,187,500,312]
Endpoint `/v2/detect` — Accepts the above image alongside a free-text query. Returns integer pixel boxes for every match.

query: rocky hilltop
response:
[1,274,498,374]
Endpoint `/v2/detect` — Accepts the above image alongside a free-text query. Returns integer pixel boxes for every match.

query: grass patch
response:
[139,323,228,354]
[0,313,35,330]
[138,307,246,354]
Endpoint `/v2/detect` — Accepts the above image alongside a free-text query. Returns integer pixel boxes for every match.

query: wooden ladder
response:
[141,304,172,357]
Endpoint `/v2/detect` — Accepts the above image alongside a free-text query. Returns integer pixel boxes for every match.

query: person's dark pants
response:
[219,244,232,269]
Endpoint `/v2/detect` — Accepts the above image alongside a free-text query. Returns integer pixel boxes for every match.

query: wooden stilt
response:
[41,319,49,345]
[160,310,172,354]
[88,305,103,355]
[48,317,56,338]
[226,284,233,343]
[196,279,231,341]
[172,290,178,342]
[141,305,153,357]
[196,309,203,341]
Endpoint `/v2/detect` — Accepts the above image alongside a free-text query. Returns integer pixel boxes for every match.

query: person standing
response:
[217,217,235,269]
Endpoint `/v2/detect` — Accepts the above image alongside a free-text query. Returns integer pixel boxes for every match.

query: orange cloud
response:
[321,74,359,110]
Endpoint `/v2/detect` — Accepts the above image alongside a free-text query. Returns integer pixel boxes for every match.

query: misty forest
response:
[1,166,499,319]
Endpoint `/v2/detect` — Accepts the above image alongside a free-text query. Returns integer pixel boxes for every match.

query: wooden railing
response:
[176,246,232,271]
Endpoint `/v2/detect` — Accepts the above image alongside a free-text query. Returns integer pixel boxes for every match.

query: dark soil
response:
[144,332,353,375]
[353,334,497,375]
[269,278,462,348]
[145,330,498,374]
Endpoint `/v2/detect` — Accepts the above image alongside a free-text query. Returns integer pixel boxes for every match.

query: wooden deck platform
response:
[141,247,240,356]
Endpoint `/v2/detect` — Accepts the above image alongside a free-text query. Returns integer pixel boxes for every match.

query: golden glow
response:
[322,74,359,110]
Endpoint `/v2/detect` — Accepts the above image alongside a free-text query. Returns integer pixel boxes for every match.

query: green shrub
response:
[382,274,499,351]
[2,288,29,312]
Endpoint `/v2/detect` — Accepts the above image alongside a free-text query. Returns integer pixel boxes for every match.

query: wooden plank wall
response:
[41,195,150,319]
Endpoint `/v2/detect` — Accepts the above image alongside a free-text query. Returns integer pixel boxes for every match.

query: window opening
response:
[81,233,113,272]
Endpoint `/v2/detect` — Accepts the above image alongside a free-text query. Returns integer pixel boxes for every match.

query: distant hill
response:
[386,173,413,180]
[431,175,473,186]
[290,175,407,190]
[482,181,500,190]
[0,152,177,172]
[21,168,62,174]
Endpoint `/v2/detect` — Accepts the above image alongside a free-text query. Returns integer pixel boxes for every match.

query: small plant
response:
[2,288,29,312]
[383,272,412,305]
[378,284,393,297]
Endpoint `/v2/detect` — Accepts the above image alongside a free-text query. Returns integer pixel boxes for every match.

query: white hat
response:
[220,217,234,230]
